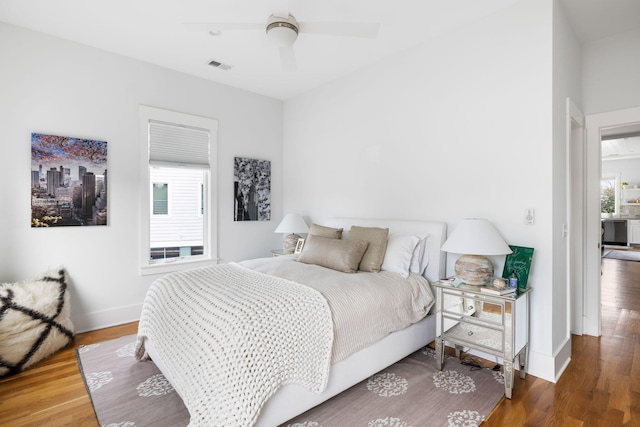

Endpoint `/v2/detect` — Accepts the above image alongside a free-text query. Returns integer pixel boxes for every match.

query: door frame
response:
[567,98,585,335]
[584,106,640,336]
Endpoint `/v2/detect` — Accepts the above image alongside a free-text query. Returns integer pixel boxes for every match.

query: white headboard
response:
[320,218,447,283]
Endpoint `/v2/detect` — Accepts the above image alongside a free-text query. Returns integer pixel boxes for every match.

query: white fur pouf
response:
[0,268,74,378]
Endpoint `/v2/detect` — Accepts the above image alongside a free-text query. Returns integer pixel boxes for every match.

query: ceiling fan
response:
[185,10,380,72]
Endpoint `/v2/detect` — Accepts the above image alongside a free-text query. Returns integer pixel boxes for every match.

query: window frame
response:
[139,106,218,275]
[199,182,205,217]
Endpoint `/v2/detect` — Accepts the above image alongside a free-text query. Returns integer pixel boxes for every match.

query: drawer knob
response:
[468,331,473,336]
[468,306,474,311]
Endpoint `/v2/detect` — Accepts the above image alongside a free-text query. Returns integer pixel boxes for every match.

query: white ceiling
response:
[559,0,640,43]
[1,0,639,100]
[602,124,640,160]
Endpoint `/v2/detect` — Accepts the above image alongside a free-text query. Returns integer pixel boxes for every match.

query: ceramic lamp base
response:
[454,254,494,285]
[282,233,301,253]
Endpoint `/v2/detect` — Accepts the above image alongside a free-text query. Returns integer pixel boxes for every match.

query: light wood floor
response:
[1,257,639,426]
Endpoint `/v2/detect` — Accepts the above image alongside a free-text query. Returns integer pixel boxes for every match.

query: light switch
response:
[524,208,535,225]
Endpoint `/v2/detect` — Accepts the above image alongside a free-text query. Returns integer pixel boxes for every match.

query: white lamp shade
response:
[274,213,309,234]
[441,218,511,285]
[441,219,512,255]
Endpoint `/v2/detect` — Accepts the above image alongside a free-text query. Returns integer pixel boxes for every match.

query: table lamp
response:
[440,218,512,285]
[274,213,309,253]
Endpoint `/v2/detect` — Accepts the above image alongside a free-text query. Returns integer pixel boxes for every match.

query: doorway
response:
[583,106,640,337]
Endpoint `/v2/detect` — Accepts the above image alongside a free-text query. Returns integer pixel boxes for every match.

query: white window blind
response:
[149,120,210,168]
[139,105,218,275]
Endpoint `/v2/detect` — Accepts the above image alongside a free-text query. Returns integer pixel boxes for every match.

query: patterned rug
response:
[77,335,505,427]
[602,249,640,261]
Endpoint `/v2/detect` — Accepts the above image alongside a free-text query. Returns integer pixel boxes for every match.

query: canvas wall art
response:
[234,157,271,221]
[31,133,108,227]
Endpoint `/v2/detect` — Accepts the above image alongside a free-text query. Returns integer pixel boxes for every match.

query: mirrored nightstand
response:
[432,280,531,399]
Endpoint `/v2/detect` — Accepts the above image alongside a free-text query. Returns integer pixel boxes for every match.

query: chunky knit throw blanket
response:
[135,263,334,427]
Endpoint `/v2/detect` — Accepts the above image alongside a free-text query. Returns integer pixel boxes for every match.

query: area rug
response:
[602,249,640,261]
[77,334,506,427]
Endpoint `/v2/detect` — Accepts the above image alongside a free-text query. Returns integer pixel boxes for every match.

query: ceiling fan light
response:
[266,21,298,47]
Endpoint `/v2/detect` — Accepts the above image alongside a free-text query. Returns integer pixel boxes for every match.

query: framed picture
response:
[501,245,534,289]
[31,133,108,227]
[233,157,271,221]
[294,238,305,254]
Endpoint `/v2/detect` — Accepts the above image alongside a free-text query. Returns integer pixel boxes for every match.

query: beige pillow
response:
[309,223,343,239]
[297,234,369,273]
[348,226,389,272]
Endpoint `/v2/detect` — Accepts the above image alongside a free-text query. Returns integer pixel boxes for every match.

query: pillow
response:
[309,223,343,239]
[381,234,420,278]
[409,235,430,274]
[348,226,389,272]
[0,268,74,379]
[298,234,369,273]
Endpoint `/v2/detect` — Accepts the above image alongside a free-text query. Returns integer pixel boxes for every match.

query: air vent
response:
[208,59,232,71]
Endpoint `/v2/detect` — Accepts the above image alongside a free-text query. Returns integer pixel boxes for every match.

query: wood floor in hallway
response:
[484,255,640,426]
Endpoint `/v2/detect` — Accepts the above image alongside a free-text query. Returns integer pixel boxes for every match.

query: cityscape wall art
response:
[31,133,108,227]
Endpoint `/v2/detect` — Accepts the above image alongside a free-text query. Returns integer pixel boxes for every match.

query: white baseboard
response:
[552,337,572,382]
[526,337,571,383]
[72,303,142,333]
[526,349,558,383]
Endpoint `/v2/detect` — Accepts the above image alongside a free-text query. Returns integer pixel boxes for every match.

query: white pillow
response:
[381,234,420,278]
[409,234,430,275]
[0,267,74,379]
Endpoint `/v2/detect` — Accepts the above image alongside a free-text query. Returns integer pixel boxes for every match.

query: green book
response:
[501,245,534,289]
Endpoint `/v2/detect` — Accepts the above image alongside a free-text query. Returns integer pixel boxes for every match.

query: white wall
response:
[0,23,284,332]
[603,158,640,217]
[581,26,640,337]
[582,27,640,115]
[602,159,640,190]
[582,25,640,231]
[284,0,561,381]
[0,0,597,384]
[551,0,583,380]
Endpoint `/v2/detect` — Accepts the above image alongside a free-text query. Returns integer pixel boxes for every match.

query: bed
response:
[136,218,458,427]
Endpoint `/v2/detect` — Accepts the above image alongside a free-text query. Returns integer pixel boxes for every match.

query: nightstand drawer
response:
[443,313,509,355]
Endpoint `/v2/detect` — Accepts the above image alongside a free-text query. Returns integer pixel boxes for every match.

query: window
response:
[601,173,620,216]
[139,106,218,274]
[152,182,169,215]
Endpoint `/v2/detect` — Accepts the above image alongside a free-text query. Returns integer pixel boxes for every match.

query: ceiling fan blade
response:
[298,21,380,38]
[184,22,263,32]
[280,46,297,72]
